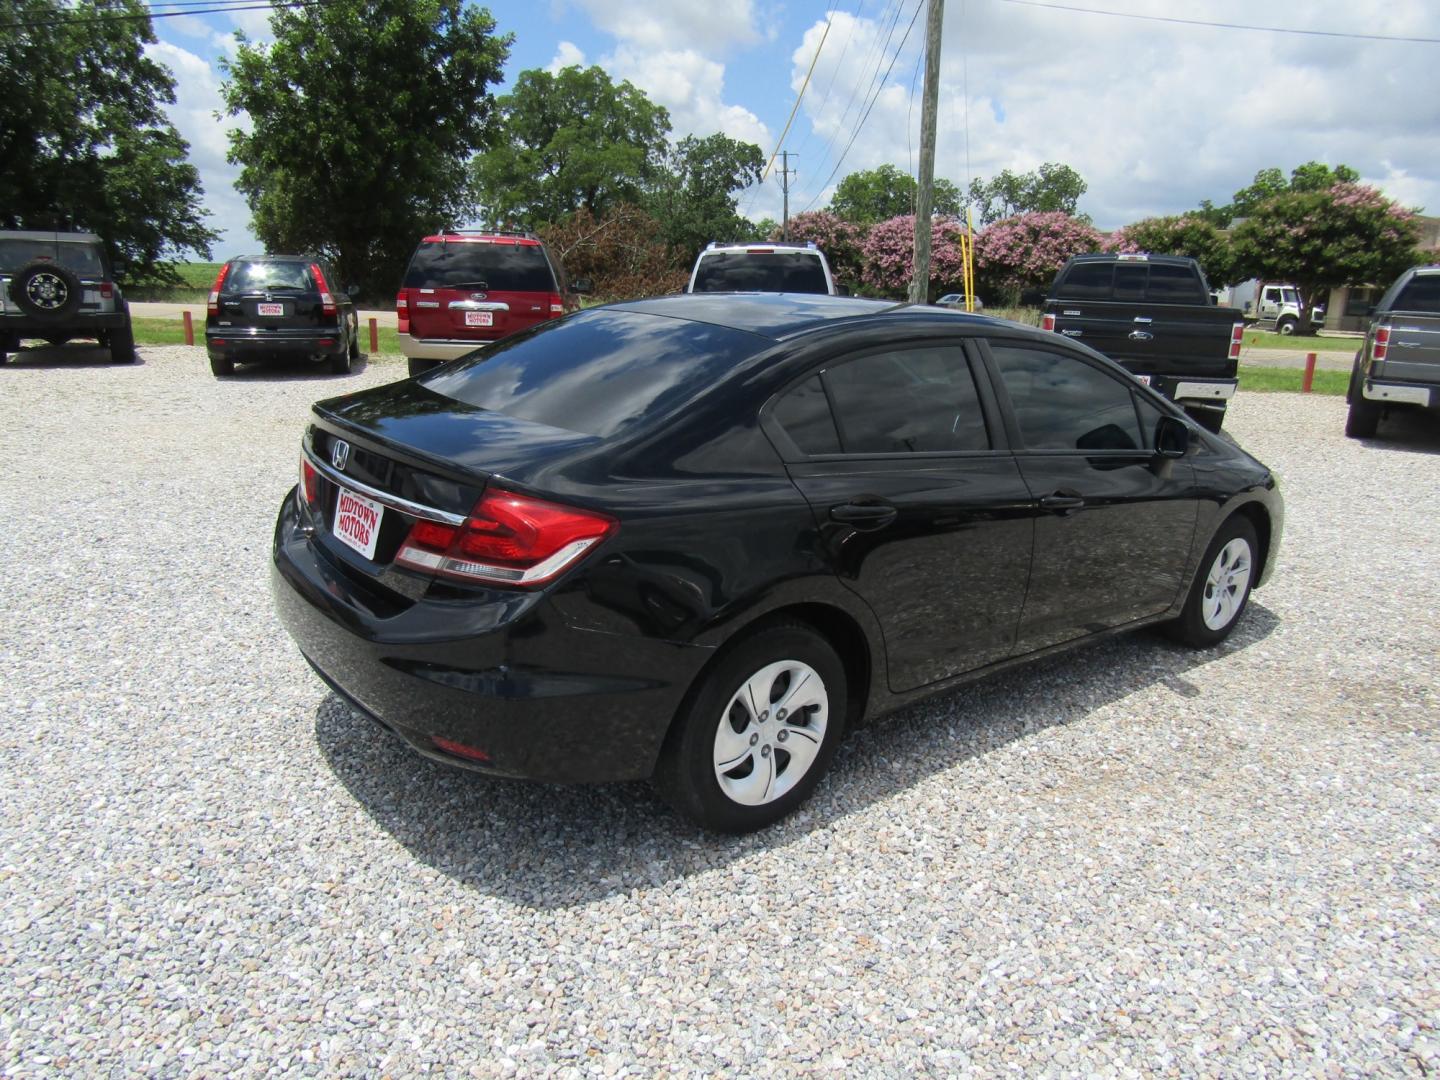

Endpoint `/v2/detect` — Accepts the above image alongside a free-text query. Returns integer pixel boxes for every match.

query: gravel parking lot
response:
[2,344,1437,1077]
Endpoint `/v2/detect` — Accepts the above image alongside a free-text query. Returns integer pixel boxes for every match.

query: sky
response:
[145,0,1440,258]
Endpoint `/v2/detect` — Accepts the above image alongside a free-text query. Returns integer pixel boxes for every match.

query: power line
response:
[1,0,330,30]
[789,0,868,164]
[997,0,1440,44]
[800,0,926,213]
[761,10,835,182]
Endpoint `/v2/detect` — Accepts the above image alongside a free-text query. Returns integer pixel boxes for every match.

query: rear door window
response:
[822,346,990,454]
[1394,276,1440,313]
[403,241,557,292]
[772,375,841,454]
[0,240,104,277]
[692,252,829,294]
[990,345,1143,452]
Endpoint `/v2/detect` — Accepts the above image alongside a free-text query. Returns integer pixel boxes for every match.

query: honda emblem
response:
[331,439,350,471]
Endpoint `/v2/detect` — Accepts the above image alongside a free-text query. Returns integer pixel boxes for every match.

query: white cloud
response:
[605,44,771,149]
[782,0,1440,227]
[547,40,587,73]
[571,0,758,53]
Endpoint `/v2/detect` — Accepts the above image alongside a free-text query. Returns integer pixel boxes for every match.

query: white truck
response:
[1222,280,1324,335]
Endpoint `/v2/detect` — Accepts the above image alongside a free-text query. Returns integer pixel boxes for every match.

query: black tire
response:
[8,261,82,321]
[1276,316,1297,336]
[1165,515,1259,648]
[407,357,439,378]
[349,321,361,361]
[1344,361,1380,439]
[655,622,847,833]
[1192,407,1225,434]
[209,352,234,377]
[328,342,352,375]
[109,316,136,364]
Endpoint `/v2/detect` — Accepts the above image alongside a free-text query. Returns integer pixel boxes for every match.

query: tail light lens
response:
[1041,313,1056,332]
[431,736,492,764]
[99,282,114,299]
[207,263,230,316]
[396,291,409,335]
[298,455,321,511]
[1228,321,1244,361]
[1373,325,1391,363]
[548,292,564,316]
[395,488,616,587]
[309,262,337,317]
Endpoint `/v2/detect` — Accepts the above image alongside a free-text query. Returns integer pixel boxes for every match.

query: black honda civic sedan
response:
[272,293,1283,832]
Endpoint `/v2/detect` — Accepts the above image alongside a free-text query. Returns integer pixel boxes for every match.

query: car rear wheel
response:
[656,622,846,833]
[1344,362,1381,439]
[408,357,439,378]
[329,341,352,375]
[109,317,136,364]
[210,353,234,377]
[1190,407,1225,434]
[1165,515,1258,648]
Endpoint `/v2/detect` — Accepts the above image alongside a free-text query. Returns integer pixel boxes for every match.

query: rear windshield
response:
[222,260,313,293]
[1393,275,1440,314]
[403,241,557,292]
[0,239,104,277]
[692,252,829,294]
[1053,260,1206,304]
[421,309,764,438]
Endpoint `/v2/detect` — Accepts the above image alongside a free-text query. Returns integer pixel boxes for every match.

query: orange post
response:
[369,317,379,355]
[1302,352,1317,393]
[182,310,194,347]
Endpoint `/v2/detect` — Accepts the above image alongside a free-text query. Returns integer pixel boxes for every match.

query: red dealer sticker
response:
[333,487,384,560]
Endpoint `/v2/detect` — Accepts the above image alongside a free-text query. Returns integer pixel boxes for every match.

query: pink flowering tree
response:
[972,211,1103,304]
[1230,183,1420,333]
[859,214,968,300]
[776,210,866,291]
[1105,215,1236,288]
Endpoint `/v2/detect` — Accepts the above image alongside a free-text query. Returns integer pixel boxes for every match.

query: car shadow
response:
[223,353,379,381]
[312,602,1280,910]
[1358,409,1440,455]
[3,342,142,367]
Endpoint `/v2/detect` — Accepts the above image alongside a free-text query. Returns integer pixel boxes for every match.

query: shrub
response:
[973,212,1102,303]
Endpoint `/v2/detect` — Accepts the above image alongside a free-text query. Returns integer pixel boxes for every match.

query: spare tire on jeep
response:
[9,261,83,321]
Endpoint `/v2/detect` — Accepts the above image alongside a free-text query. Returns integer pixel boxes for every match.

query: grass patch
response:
[130,315,407,357]
[122,261,223,303]
[1238,365,1347,395]
[1242,330,1358,353]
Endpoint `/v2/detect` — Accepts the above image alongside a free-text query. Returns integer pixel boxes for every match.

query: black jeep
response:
[0,230,135,364]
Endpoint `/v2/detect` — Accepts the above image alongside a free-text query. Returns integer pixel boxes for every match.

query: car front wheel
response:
[656,622,847,832]
[1166,515,1258,648]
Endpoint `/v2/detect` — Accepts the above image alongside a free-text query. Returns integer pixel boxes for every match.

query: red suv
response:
[396,231,589,376]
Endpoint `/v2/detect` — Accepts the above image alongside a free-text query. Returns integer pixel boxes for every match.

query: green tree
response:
[1195,161,1364,227]
[645,133,763,257]
[0,0,215,280]
[474,66,671,229]
[967,163,1087,225]
[222,0,509,296]
[829,164,960,225]
[1230,183,1419,334]
[1107,214,1237,286]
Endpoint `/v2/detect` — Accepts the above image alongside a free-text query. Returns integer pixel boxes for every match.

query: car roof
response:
[1064,252,1197,267]
[0,230,103,244]
[233,254,313,262]
[608,292,1026,342]
[700,243,823,255]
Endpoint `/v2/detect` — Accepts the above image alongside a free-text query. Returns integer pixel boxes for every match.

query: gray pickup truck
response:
[1346,265,1440,438]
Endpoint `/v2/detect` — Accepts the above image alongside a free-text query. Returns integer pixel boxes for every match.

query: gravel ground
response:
[1,344,1437,1077]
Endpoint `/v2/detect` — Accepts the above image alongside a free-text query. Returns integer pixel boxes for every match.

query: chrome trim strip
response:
[302,446,466,526]
[1174,380,1237,400]
[447,300,511,312]
[1363,382,1430,406]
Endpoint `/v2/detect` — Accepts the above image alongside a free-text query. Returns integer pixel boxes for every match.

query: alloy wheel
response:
[712,659,829,806]
[1202,537,1252,631]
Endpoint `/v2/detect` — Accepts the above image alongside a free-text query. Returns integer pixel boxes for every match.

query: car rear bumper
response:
[206,327,344,357]
[1,310,129,334]
[1362,378,1437,407]
[399,334,490,362]
[1135,374,1237,411]
[270,492,710,783]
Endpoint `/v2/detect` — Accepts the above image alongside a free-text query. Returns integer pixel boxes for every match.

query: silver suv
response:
[686,241,841,295]
[0,230,135,364]
[1345,264,1440,439]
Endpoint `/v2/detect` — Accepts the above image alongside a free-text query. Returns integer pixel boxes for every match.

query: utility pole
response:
[909,0,945,304]
[779,151,797,240]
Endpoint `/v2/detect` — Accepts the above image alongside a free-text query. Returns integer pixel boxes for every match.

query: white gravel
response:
[1,344,1437,1077]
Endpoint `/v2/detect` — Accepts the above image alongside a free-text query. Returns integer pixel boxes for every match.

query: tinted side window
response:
[772,376,841,454]
[223,260,313,293]
[1055,262,1112,299]
[1394,276,1440,313]
[1147,263,1205,304]
[990,345,1143,451]
[823,347,989,454]
[1114,263,1147,302]
[1133,391,1168,449]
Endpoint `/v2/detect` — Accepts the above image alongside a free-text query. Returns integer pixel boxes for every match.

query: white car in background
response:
[686,241,843,295]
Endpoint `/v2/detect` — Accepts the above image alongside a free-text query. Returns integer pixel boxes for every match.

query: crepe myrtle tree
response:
[860,215,969,300]
[973,212,1103,304]
[777,211,865,291]
[1230,183,1420,334]
[1105,214,1238,288]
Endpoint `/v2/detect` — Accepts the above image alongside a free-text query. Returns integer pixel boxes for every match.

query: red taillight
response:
[431,736,491,764]
[207,262,230,316]
[99,282,114,299]
[1373,325,1391,362]
[310,262,337,317]
[298,455,320,510]
[747,247,773,254]
[548,292,564,317]
[1228,321,1244,361]
[395,488,616,587]
[396,291,409,335]
[1041,313,1056,332]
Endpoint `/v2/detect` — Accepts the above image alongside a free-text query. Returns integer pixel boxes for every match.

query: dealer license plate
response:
[1134,374,1152,386]
[464,311,493,327]
[257,302,285,317]
[333,487,384,560]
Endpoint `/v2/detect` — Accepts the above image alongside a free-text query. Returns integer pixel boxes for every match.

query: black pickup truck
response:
[1041,254,1244,431]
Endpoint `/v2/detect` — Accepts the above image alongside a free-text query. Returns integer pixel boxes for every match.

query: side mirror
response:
[345,284,360,298]
[836,284,851,297]
[1155,415,1190,458]
[570,277,593,295]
